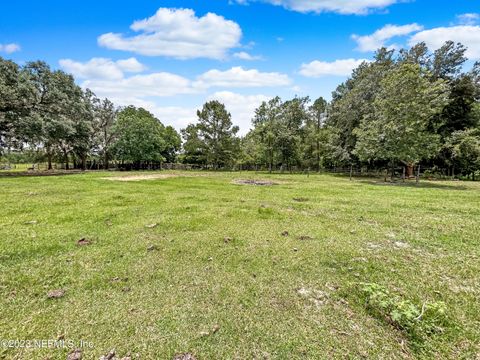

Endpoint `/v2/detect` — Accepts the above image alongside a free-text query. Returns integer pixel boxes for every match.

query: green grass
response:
[0,171,479,359]
[0,163,31,172]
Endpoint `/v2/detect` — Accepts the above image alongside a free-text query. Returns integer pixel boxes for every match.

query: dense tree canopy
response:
[112,106,166,167]
[354,63,449,169]
[0,57,181,170]
[1,40,479,179]
[183,100,239,169]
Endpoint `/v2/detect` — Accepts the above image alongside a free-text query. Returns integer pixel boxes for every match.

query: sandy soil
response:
[102,174,180,181]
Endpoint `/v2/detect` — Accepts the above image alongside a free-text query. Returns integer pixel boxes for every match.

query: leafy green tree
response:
[277,97,309,170]
[327,49,395,166]
[162,126,181,163]
[472,61,480,95]
[54,72,92,169]
[354,63,449,176]
[237,129,265,169]
[431,41,467,81]
[196,100,239,169]
[446,128,480,180]
[398,42,431,69]
[252,97,283,172]
[181,124,205,165]
[303,96,328,171]
[438,75,478,137]
[0,57,36,152]
[91,95,117,169]
[112,106,166,168]
[24,61,90,169]
[70,91,95,170]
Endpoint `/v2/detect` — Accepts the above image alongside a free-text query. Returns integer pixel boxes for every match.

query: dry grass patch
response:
[232,179,280,186]
[103,173,181,182]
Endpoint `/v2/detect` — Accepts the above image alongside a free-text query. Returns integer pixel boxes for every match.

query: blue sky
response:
[1,0,479,133]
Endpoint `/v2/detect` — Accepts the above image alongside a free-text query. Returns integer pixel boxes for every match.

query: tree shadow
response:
[357,179,468,190]
[0,170,84,178]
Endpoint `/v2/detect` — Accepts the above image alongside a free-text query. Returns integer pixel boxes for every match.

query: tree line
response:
[0,60,181,170]
[1,41,479,178]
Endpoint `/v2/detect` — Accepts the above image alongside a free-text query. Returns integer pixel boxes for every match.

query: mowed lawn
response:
[0,172,479,359]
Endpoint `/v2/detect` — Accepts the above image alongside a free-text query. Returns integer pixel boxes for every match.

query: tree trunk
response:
[317,113,321,172]
[63,149,69,170]
[104,152,109,170]
[47,148,52,170]
[316,143,320,172]
[405,164,414,178]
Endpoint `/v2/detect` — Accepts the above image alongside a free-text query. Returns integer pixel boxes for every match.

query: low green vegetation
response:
[361,283,448,348]
[1,172,479,359]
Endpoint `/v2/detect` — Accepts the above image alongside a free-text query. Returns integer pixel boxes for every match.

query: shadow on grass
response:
[357,179,468,190]
[0,170,84,178]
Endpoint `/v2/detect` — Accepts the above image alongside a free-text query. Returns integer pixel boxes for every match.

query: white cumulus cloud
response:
[81,72,195,100]
[234,0,400,15]
[455,13,479,26]
[59,57,288,134]
[233,51,263,61]
[195,66,291,88]
[114,92,271,134]
[150,105,199,130]
[207,91,271,134]
[138,92,271,134]
[116,58,146,73]
[98,8,242,59]
[59,57,146,80]
[0,43,21,54]
[299,58,369,77]
[409,25,480,60]
[59,57,291,104]
[352,23,424,52]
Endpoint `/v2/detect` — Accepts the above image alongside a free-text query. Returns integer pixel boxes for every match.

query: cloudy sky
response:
[1,0,479,134]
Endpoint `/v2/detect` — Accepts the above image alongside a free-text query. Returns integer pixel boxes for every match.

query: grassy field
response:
[0,171,479,359]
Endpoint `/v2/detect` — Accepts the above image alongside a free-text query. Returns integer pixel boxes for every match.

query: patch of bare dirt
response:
[173,353,197,360]
[77,238,91,246]
[67,349,82,360]
[103,174,180,182]
[47,289,65,299]
[199,324,220,337]
[233,179,278,186]
[297,287,329,307]
[99,349,132,360]
[147,244,158,251]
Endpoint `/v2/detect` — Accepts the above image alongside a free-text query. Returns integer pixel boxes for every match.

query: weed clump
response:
[361,283,447,344]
